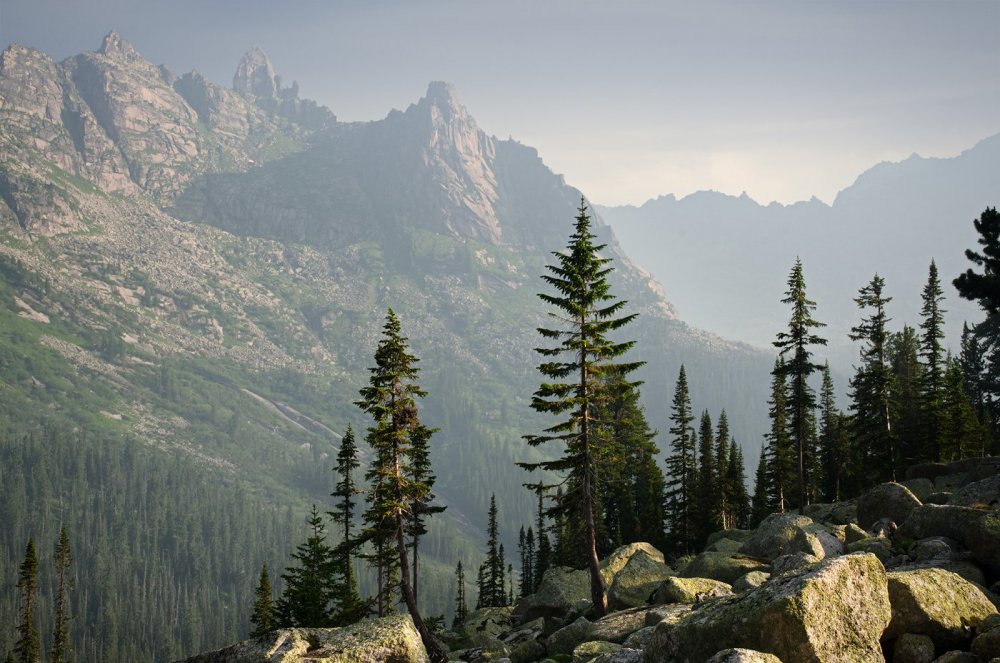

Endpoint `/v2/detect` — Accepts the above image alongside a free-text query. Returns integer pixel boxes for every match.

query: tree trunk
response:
[579,331,608,617]
[411,524,419,605]
[396,515,448,663]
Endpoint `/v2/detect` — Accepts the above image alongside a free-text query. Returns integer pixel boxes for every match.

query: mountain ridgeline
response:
[0,33,773,659]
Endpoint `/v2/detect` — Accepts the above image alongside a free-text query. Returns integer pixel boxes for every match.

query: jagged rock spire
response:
[233,45,277,98]
[99,31,142,62]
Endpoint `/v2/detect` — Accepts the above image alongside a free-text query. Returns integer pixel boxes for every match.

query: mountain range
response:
[0,32,773,660]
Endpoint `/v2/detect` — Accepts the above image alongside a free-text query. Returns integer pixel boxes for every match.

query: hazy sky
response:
[3,1,998,205]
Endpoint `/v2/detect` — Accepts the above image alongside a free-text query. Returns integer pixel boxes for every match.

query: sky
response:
[2,0,999,206]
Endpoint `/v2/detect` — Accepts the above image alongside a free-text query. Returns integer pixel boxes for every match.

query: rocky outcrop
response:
[515,566,592,621]
[177,614,429,663]
[737,513,814,561]
[679,552,767,584]
[857,482,922,530]
[608,551,674,609]
[652,577,733,604]
[897,504,1000,575]
[644,553,890,663]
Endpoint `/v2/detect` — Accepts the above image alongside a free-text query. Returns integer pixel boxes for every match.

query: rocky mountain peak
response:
[99,30,143,63]
[233,45,277,98]
[422,80,464,118]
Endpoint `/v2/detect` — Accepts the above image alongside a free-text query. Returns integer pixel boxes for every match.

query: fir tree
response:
[407,419,445,606]
[818,364,847,501]
[521,200,642,617]
[773,258,827,513]
[507,563,515,606]
[764,358,794,512]
[276,506,334,627]
[694,410,716,544]
[524,482,553,592]
[356,309,447,662]
[14,539,39,663]
[452,561,467,629]
[477,495,507,608]
[942,356,981,460]
[750,446,770,527]
[849,274,896,483]
[664,365,697,555]
[714,411,731,529]
[960,323,993,454]
[889,326,925,465]
[920,260,947,461]
[330,425,366,624]
[518,527,536,598]
[51,524,73,663]
[250,565,276,637]
[726,441,751,529]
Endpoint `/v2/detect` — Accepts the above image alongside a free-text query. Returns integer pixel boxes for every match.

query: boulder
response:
[601,543,666,582]
[892,633,935,663]
[787,529,827,559]
[652,577,733,604]
[705,538,744,553]
[902,478,937,502]
[706,650,783,663]
[644,553,890,663]
[623,626,656,649]
[608,552,675,609]
[680,552,768,584]
[857,482,923,531]
[459,607,514,645]
[894,560,987,587]
[935,474,968,492]
[926,492,953,505]
[912,537,958,562]
[593,649,644,663]
[845,537,892,563]
[930,653,978,663]
[973,626,1000,660]
[590,607,652,643]
[803,502,856,525]
[706,530,754,548]
[733,571,771,593]
[516,566,592,620]
[573,640,621,660]
[179,614,429,663]
[907,462,951,482]
[845,523,869,544]
[546,616,593,656]
[897,504,1000,576]
[500,617,546,663]
[644,604,693,627]
[737,513,813,561]
[950,474,1000,509]
[800,525,844,558]
[771,553,819,575]
[884,568,999,649]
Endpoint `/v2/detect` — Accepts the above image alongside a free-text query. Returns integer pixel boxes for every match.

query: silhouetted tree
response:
[14,539,40,663]
[920,260,947,460]
[250,565,276,636]
[665,366,697,554]
[51,525,73,663]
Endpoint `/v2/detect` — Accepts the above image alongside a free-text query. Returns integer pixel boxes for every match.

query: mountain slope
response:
[599,139,1000,370]
[0,33,774,660]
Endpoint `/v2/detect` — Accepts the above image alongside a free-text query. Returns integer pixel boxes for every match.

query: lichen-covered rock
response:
[608,552,674,609]
[705,649,783,663]
[737,513,814,561]
[912,537,957,562]
[771,552,819,575]
[898,504,1000,576]
[926,492,953,505]
[884,568,999,649]
[500,617,545,663]
[973,626,1000,659]
[592,649,643,663]
[573,640,621,661]
[845,537,892,563]
[903,478,937,502]
[643,604,693,627]
[787,529,827,559]
[930,652,978,663]
[590,607,652,643]
[643,553,890,663]
[459,607,514,645]
[733,571,771,593]
[894,560,987,587]
[705,538,744,553]
[857,482,922,530]
[799,525,844,558]
[601,543,665,583]
[652,577,733,604]
[950,474,1000,509]
[623,626,656,649]
[679,552,767,584]
[706,530,754,547]
[515,566,592,620]
[845,523,869,544]
[546,617,593,656]
[892,633,935,663]
[178,614,430,663]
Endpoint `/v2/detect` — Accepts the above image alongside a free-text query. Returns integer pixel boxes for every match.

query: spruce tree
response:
[960,323,993,454]
[519,527,535,597]
[521,200,642,617]
[765,358,794,512]
[750,446,770,527]
[250,565,276,636]
[14,539,39,663]
[920,260,947,461]
[452,561,467,628]
[276,506,334,627]
[664,365,697,555]
[407,420,444,605]
[942,356,981,460]
[51,524,73,663]
[726,441,751,529]
[818,364,847,501]
[773,259,827,513]
[524,482,552,592]
[356,309,447,662]
[694,410,716,544]
[714,411,731,529]
[849,274,896,483]
[889,326,925,465]
[330,425,365,624]
[478,495,506,608]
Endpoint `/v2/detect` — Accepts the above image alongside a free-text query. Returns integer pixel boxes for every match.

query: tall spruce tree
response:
[694,410,716,544]
[750,446,770,527]
[521,200,642,617]
[14,539,39,663]
[818,364,848,501]
[726,441,751,529]
[714,411,731,529]
[773,259,827,513]
[524,482,553,592]
[889,325,925,465]
[920,260,947,461]
[765,358,794,512]
[942,356,981,460]
[452,561,467,628]
[356,308,447,662]
[954,207,1000,442]
[51,525,73,663]
[250,565,276,636]
[407,420,444,605]
[330,425,365,624]
[477,495,507,608]
[849,274,897,483]
[276,506,334,627]
[960,323,993,454]
[664,365,697,555]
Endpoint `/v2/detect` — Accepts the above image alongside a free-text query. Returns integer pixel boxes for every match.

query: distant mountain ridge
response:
[599,135,1000,370]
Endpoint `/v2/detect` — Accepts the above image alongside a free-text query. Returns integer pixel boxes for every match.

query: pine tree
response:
[818,364,847,501]
[524,482,553,592]
[51,524,73,663]
[664,365,697,555]
[750,446,770,527]
[330,425,366,624]
[520,200,642,617]
[14,539,39,663]
[477,495,507,608]
[726,441,751,529]
[356,309,447,662]
[694,410,716,544]
[518,527,536,598]
[276,506,334,627]
[250,565,276,637]
[954,207,1000,443]
[452,561,467,628]
[773,258,827,513]
[889,326,925,465]
[849,274,896,483]
[764,358,794,512]
[714,411,731,529]
[920,260,947,461]
[942,356,981,460]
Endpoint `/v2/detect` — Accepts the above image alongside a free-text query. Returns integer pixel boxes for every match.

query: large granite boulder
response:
[178,614,429,663]
[515,566,592,621]
[609,551,675,609]
[892,633,935,663]
[643,553,890,663]
[601,543,665,582]
[737,513,814,561]
[590,607,654,643]
[732,571,770,593]
[857,482,923,531]
[458,607,514,646]
[706,650,783,663]
[546,616,594,656]
[897,504,1000,576]
[652,577,733,604]
[883,568,998,650]
[573,640,621,660]
[680,552,768,584]
[949,474,1000,509]
[971,614,1000,659]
